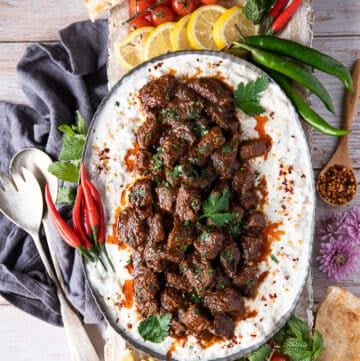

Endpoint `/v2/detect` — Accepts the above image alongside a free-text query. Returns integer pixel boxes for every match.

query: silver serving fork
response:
[0,168,100,361]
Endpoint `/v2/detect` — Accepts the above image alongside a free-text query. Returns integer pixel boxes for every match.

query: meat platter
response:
[83,51,315,361]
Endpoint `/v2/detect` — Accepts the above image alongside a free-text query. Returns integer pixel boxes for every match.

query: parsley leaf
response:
[56,187,76,204]
[59,133,85,161]
[200,189,236,227]
[138,313,172,343]
[234,76,269,116]
[247,344,272,361]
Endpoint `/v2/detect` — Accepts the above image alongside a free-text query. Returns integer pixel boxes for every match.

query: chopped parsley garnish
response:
[222,144,232,153]
[160,107,179,120]
[152,147,164,170]
[138,313,172,343]
[270,254,279,264]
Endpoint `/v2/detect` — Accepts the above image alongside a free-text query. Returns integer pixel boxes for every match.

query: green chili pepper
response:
[244,35,354,92]
[233,42,335,114]
[268,70,351,136]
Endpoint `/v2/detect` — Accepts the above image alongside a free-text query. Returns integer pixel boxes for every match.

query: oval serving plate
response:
[83,51,315,361]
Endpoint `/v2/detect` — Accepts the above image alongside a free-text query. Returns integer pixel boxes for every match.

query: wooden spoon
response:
[317,59,360,206]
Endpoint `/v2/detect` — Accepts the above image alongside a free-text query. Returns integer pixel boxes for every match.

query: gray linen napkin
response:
[0,20,109,326]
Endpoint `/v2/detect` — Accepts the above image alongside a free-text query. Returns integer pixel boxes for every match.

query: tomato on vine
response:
[270,351,290,361]
[151,5,176,25]
[171,0,196,16]
[129,14,153,30]
[129,0,154,16]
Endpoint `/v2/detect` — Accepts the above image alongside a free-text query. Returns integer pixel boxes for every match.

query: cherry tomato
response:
[151,5,175,25]
[271,351,290,361]
[129,0,154,16]
[199,0,218,4]
[129,14,153,31]
[171,0,196,16]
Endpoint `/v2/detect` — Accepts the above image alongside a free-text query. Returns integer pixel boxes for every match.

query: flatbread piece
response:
[315,286,360,361]
[83,0,126,21]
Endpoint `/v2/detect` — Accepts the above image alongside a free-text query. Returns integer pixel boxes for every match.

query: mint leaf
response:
[73,110,87,135]
[48,161,80,183]
[234,76,269,116]
[287,316,309,342]
[138,313,172,343]
[312,330,324,360]
[59,133,85,161]
[56,187,76,204]
[282,338,312,361]
[247,344,272,361]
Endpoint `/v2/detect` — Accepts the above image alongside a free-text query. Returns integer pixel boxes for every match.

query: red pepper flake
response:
[122,279,134,309]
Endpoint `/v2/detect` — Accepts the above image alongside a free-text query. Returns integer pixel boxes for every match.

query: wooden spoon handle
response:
[344,59,360,130]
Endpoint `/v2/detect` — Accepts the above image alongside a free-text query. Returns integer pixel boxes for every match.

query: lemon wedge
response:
[213,6,259,49]
[114,26,154,70]
[187,5,227,50]
[170,14,192,51]
[143,22,176,60]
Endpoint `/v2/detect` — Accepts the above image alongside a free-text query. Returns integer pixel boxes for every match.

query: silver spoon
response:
[10,148,100,361]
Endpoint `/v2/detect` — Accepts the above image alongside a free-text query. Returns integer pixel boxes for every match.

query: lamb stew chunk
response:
[116,75,272,340]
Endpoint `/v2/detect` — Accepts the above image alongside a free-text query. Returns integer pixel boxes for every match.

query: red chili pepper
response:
[45,185,93,262]
[80,163,100,244]
[269,0,289,18]
[72,185,93,250]
[81,197,92,237]
[84,177,115,272]
[267,0,302,35]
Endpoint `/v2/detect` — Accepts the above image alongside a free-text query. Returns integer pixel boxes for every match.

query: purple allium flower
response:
[317,237,360,281]
[341,207,360,244]
[316,213,346,242]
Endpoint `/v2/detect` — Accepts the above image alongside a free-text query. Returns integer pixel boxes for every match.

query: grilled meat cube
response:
[175,184,201,222]
[167,218,195,249]
[148,213,166,243]
[116,208,147,248]
[203,288,244,314]
[212,313,235,338]
[241,190,260,210]
[136,117,159,150]
[241,233,263,263]
[156,184,177,213]
[239,138,271,160]
[134,149,152,175]
[134,267,159,302]
[194,230,225,260]
[180,305,211,334]
[244,211,267,232]
[210,136,240,179]
[144,241,167,273]
[187,78,234,109]
[128,178,153,209]
[160,245,185,264]
[219,241,241,277]
[139,74,176,109]
[170,318,187,337]
[166,272,193,293]
[180,252,215,292]
[233,265,259,297]
[232,163,255,196]
[137,299,159,317]
[161,287,185,312]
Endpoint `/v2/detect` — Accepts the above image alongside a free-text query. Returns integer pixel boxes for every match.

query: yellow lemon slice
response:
[187,5,227,50]
[213,6,259,49]
[114,26,154,70]
[170,14,192,51]
[143,22,176,60]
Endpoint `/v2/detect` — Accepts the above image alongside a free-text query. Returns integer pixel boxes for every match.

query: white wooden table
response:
[0,1,360,359]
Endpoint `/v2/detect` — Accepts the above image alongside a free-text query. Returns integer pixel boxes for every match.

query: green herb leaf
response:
[138,313,172,343]
[56,187,76,204]
[287,316,310,342]
[234,75,269,116]
[73,111,87,135]
[207,213,236,227]
[247,344,272,361]
[282,338,312,361]
[244,0,268,24]
[58,124,75,136]
[270,254,279,264]
[59,133,86,161]
[312,330,324,360]
[202,189,230,214]
[48,161,80,183]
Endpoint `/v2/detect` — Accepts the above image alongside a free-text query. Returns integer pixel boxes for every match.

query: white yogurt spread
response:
[83,52,315,361]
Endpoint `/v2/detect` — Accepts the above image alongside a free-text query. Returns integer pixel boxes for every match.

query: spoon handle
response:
[43,218,100,361]
[344,59,360,130]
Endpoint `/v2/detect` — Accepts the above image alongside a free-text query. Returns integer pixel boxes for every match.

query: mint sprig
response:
[234,75,269,116]
[48,111,87,204]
